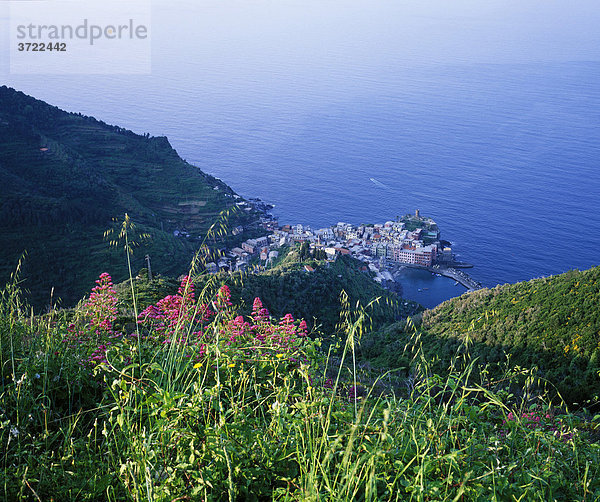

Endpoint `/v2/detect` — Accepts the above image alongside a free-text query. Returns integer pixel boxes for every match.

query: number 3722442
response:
[18,42,67,52]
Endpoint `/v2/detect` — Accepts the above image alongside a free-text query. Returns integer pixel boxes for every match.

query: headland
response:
[195,207,483,296]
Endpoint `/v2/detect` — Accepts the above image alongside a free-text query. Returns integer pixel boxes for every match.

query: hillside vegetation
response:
[360,266,600,405]
[0,87,256,308]
[3,87,600,499]
[113,250,423,336]
[2,268,600,500]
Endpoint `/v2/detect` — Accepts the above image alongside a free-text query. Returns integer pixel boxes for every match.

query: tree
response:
[299,242,310,261]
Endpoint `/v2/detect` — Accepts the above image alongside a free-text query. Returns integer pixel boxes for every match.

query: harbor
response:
[390,268,467,309]
[388,264,482,307]
[194,207,484,305]
[391,264,483,292]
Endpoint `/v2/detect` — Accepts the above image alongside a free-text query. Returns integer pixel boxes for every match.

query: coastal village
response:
[196,206,483,292]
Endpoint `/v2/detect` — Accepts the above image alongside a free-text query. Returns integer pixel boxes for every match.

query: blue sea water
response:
[1,1,599,305]
[393,269,466,310]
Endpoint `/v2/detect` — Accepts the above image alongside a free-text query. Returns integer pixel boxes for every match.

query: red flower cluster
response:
[216,285,233,311]
[137,276,214,342]
[84,273,118,337]
[74,274,312,372]
[502,410,573,441]
[66,273,119,367]
[88,343,111,365]
[221,298,308,356]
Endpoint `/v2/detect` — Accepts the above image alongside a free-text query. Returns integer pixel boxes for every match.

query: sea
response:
[2,0,599,308]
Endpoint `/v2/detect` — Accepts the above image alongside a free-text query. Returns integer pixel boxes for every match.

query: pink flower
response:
[250,297,268,320]
[137,276,198,340]
[84,273,118,337]
[298,320,308,336]
[216,285,233,309]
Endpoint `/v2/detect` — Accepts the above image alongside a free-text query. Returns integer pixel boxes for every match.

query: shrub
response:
[1,272,600,501]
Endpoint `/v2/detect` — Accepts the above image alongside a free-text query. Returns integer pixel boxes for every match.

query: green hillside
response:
[2,262,600,500]
[114,250,423,336]
[222,254,422,334]
[361,266,600,404]
[0,86,257,308]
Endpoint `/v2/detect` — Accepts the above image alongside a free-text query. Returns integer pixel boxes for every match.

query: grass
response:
[2,256,600,501]
[358,266,600,407]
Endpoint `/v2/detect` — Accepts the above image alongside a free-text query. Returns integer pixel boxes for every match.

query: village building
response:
[242,239,258,254]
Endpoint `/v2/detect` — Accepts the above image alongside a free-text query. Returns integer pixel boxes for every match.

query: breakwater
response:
[433,267,482,291]
[392,264,483,292]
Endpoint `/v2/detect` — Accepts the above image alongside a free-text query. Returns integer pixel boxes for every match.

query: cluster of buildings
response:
[204,234,279,274]
[204,211,455,283]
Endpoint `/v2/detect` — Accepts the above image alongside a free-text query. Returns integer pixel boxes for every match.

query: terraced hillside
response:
[0,86,256,308]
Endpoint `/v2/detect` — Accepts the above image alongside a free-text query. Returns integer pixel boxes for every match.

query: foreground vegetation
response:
[361,266,600,407]
[2,265,600,501]
[114,249,421,336]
